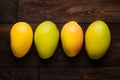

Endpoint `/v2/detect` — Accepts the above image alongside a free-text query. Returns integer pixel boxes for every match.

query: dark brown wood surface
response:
[0,0,120,80]
[18,0,120,23]
[0,0,17,23]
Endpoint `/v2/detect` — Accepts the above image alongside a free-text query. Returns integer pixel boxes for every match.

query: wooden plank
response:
[0,68,39,80]
[0,23,119,67]
[18,0,120,23]
[0,0,17,23]
[40,67,120,80]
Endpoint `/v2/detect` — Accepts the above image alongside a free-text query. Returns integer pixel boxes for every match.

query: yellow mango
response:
[10,22,33,58]
[85,20,111,60]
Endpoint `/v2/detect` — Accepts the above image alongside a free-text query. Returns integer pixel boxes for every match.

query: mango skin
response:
[10,22,33,58]
[34,21,59,59]
[85,20,111,60]
[61,21,83,57]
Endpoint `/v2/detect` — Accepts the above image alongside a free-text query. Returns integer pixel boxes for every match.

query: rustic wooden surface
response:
[0,0,120,80]
[18,0,120,23]
[0,0,17,23]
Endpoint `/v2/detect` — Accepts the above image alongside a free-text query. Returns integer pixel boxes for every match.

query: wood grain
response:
[0,0,17,23]
[0,23,119,67]
[40,67,120,80]
[18,0,120,23]
[0,68,39,80]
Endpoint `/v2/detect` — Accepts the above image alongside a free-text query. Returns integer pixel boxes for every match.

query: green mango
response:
[34,21,59,59]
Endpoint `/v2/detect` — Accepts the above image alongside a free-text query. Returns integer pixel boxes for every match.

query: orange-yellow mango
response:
[61,21,83,57]
[10,22,33,58]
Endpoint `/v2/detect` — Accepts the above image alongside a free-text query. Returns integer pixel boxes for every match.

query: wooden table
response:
[0,0,120,80]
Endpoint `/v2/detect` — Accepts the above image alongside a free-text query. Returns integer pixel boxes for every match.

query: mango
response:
[61,21,83,57]
[85,20,111,60]
[10,22,33,58]
[34,21,59,59]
